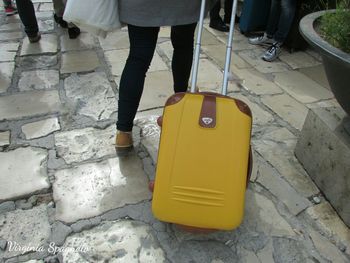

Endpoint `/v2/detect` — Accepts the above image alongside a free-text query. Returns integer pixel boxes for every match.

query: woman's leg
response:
[15,0,39,38]
[273,0,296,43]
[117,25,160,132]
[171,23,197,93]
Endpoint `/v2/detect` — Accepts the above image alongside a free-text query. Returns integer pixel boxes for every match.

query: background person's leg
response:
[15,0,39,38]
[273,0,296,43]
[171,23,197,93]
[265,0,281,38]
[117,25,159,132]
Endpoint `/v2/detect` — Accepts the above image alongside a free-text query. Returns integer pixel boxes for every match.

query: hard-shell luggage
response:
[239,0,271,34]
[152,0,253,231]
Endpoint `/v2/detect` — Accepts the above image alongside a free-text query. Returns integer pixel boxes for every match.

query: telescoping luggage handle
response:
[190,0,239,96]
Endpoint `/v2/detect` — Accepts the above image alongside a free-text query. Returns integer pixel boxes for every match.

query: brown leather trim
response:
[157,116,163,127]
[165,92,186,106]
[234,99,252,118]
[199,95,216,128]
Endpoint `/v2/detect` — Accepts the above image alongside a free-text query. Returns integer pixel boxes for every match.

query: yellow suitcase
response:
[152,0,252,231]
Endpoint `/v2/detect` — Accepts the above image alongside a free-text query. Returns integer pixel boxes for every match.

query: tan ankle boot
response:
[115,130,133,155]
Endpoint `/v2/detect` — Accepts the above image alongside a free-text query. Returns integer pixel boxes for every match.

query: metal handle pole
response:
[190,0,207,93]
[221,0,238,96]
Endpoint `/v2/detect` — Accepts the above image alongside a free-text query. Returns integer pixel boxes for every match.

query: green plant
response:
[320,0,350,53]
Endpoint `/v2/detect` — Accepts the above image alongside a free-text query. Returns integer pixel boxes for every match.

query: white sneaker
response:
[262,42,282,62]
[248,33,274,46]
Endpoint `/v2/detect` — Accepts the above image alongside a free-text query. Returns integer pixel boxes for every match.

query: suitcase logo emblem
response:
[202,117,213,125]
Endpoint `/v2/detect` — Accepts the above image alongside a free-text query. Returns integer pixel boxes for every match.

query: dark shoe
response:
[68,26,81,39]
[54,14,68,28]
[5,5,17,16]
[209,20,229,32]
[28,33,41,43]
[223,15,240,24]
[115,130,133,156]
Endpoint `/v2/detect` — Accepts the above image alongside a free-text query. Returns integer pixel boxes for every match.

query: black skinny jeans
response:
[117,23,197,132]
[15,0,39,37]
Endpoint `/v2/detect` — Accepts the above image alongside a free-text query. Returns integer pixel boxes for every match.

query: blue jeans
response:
[266,0,296,43]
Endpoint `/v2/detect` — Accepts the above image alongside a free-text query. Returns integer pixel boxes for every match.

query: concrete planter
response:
[299,10,350,116]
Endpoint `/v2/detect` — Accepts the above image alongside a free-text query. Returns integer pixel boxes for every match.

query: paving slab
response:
[64,72,117,121]
[20,34,57,56]
[37,19,54,32]
[0,205,51,259]
[0,22,21,31]
[298,64,330,90]
[235,68,283,95]
[61,50,100,74]
[18,70,59,91]
[60,33,97,52]
[0,42,19,62]
[238,48,290,73]
[0,31,22,41]
[22,117,60,139]
[0,62,14,93]
[261,94,309,130]
[273,71,333,103]
[61,220,165,262]
[98,30,129,51]
[0,147,50,201]
[0,90,61,121]
[53,155,151,223]
[54,125,116,164]
[279,51,321,69]
[192,58,223,92]
[305,202,350,256]
[0,130,10,146]
[39,2,53,11]
[19,55,58,70]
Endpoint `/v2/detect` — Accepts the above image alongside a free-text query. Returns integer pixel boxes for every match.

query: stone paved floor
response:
[0,2,349,263]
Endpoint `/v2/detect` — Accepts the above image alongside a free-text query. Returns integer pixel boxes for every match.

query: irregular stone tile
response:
[252,139,319,198]
[261,127,297,149]
[99,30,129,51]
[245,190,296,237]
[204,24,227,39]
[175,240,239,262]
[20,55,57,70]
[230,93,274,126]
[39,2,53,11]
[139,71,173,111]
[61,50,100,74]
[62,221,165,262]
[0,22,21,31]
[298,65,330,90]
[34,11,52,19]
[158,26,171,38]
[0,205,51,258]
[0,147,50,201]
[158,40,173,61]
[60,33,97,52]
[53,155,151,222]
[38,19,54,32]
[0,42,19,62]
[201,28,222,46]
[273,71,333,103]
[136,116,161,164]
[23,260,44,263]
[64,72,117,120]
[257,239,274,263]
[0,90,61,121]
[238,49,290,73]
[232,39,257,51]
[307,98,340,109]
[18,70,59,91]
[279,51,321,69]
[105,49,167,76]
[20,34,57,56]
[261,94,309,130]
[305,202,350,256]
[202,44,251,70]
[22,117,60,139]
[235,68,283,95]
[0,130,10,146]
[306,49,322,62]
[272,237,308,263]
[192,58,223,92]
[0,62,14,93]
[257,160,311,215]
[238,246,260,263]
[54,125,116,164]
[309,229,349,263]
[0,31,22,41]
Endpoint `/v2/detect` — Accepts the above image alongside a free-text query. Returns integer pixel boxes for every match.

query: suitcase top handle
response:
[190,0,239,96]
